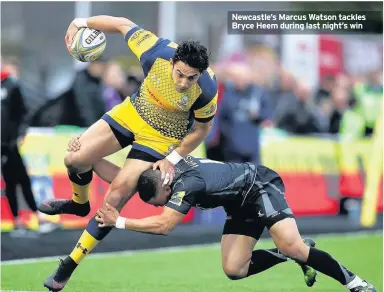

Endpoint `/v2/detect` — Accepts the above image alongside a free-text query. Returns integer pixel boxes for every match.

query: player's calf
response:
[269,217,377,291]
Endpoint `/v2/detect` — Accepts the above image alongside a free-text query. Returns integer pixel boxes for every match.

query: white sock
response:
[346,276,365,289]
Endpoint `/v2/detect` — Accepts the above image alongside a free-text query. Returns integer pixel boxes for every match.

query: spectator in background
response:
[102,62,126,111]
[1,57,56,237]
[328,87,351,134]
[335,73,352,91]
[31,58,108,127]
[218,64,272,164]
[274,80,326,135]
[353,70,383,136]
[204,63,227,162]
[315,75,335,104]
[125,66,144,97]
[72,58,107,127]
[271,69,297,113]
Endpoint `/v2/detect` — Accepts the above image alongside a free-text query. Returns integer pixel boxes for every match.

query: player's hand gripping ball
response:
[69,28,106,62]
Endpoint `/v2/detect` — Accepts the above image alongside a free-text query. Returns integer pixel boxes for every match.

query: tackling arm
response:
[122,207,185,235]
[96,205,185,235]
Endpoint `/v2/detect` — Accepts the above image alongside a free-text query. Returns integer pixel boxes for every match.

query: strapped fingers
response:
[162,172,170,186]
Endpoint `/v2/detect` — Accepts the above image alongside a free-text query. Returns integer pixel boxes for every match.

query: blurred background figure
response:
[274,80,326,135]
[353,70,383,137]
[1,57,57,237]
[102,61,127,111]
[218,63,272,164]
[30,58,107,127]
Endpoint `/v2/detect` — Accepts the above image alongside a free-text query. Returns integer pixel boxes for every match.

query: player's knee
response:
[64,151,80,171]
[223,262,247,280]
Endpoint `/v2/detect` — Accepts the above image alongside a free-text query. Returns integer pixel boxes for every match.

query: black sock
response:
[63,256,78,269]
[306,247,355,285]
[247,248,288,276]
[85,216,113,241]
[68,170,93,204]
[68,169,93,185]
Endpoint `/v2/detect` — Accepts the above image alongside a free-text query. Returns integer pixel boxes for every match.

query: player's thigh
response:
[257,172,306,259]
[221,212,262,272]
[269,217,308,261]
[65,119,124,168]
[103,150,159,210]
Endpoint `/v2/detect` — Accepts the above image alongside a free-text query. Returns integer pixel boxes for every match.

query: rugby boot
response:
[349,280,377,292]
[38,199,90,217]
[44,258,77,291]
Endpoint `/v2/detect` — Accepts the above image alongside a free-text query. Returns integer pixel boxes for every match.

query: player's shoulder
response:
[148,39,178,61]
[173,164,206,192]
[125,26,177,61]
[197,67,218,98]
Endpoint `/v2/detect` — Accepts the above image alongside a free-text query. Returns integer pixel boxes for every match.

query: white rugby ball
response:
[70,28,106,62]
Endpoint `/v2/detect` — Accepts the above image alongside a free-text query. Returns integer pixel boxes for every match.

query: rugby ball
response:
[69,28,106,62]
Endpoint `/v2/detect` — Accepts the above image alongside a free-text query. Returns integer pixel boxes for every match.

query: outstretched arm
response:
[96,204,185,235]
[79,15,136,36]
[65,15,137,51]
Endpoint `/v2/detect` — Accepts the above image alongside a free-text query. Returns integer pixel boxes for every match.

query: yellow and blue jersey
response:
[103,26,218,158]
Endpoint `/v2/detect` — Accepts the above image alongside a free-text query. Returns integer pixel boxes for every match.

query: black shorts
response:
[223,166,295,240]
[109,124,159,163]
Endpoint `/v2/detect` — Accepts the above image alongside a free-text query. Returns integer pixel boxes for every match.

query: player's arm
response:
[153,89,218,184]
[175,119,213,158]
[69,15,160,61]
[95,177,205,235]
[97,204,185,235]
[70,15,137,37]
[174,75,218,158]
[65,15,139,52]
[153,119,214,184]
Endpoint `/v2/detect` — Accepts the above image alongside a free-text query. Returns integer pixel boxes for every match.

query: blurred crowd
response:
[28,57,144,128]
[1,44,383,165]
[206,45,383,163]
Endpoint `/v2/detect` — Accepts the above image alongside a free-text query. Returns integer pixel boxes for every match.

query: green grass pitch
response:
[1,233,382,292]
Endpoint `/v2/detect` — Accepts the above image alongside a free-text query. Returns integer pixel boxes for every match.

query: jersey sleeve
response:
[124,26,160,61]
[165,176,206,214]
[192,68,218,123]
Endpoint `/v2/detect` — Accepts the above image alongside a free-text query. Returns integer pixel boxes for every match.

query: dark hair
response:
[172,40,210,73]
[137,169,162,202]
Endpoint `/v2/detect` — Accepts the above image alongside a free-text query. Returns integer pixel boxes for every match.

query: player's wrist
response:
[166,150,183,165]
[73,18,88,28]
[115,216,127,229]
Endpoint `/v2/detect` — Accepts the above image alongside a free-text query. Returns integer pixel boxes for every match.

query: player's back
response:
[174,157,256,210]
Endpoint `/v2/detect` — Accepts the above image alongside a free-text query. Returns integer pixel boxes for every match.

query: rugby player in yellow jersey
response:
[38,15,218,291]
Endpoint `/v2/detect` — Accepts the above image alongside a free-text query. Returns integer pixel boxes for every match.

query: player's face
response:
[170,60,200,93]
[147,186,172,207]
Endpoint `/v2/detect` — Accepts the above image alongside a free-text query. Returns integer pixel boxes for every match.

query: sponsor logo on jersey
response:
[177,95,189,109]
[204,104,216,115]
[169,191,185,206]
